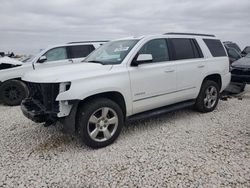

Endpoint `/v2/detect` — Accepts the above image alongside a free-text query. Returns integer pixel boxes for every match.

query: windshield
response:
[246,53,250,58]
[227,43,241,53]
[85,40,139,65]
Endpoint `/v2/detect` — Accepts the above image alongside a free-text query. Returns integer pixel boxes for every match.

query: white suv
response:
[21,33,231,148]
[0,41,106,105]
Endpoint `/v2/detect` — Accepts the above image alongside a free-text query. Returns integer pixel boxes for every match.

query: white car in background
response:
[0,41,107,106]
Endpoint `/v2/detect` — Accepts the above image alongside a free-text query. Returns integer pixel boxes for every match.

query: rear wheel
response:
[77,98,124,149]
[195,80,220,113]
[0,80,29,106]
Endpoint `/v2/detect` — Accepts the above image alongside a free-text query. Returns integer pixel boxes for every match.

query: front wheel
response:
[195,80,220,113]
[77,98,124,149]
[0,80,29,106]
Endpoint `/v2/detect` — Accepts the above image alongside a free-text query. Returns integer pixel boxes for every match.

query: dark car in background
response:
[241,46,250,57]
[231,53,250,84]
[223,41,241,53]
[223,41,242,64]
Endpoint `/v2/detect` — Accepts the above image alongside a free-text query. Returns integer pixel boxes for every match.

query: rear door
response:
[67,45,95,63]
[168,38,205,98]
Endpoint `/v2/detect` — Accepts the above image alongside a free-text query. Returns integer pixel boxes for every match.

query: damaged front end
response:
[0,57,23,70]
[21,82,78,132]
[231,67,250,84]
[21,82,60,124]
[0,63,22,70]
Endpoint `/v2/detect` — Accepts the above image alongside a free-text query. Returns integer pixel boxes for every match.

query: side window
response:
[138,39,169,62]
[68,45,95,59]
[203,39,227,57]
[44,47,67,62]
[169,38,203,60]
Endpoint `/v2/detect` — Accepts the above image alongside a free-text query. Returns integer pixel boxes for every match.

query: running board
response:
[127,100,195,122]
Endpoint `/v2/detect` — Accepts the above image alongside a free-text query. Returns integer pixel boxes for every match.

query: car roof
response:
[67,40,109,44]
[114,33,217,41]
[45,41,107,49]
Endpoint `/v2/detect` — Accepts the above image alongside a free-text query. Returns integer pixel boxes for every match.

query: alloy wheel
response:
[204,86,218,109]
[87,107,119,142]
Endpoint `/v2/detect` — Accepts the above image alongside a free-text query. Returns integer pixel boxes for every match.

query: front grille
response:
[231,68,250,75]
[26,82,60,113]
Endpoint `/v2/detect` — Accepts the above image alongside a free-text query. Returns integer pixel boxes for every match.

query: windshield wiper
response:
[86,60,104,65]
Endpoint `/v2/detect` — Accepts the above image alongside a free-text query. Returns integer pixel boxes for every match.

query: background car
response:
[223,41,242,54]
[0,41,107,106]
[231,53,250,84]
[241,46,250,57]
[223,41,242,64]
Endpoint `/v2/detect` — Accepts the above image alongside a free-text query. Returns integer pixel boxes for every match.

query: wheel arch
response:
[63,91,127,134]
[78,91,127,118]
[202,74,222,91]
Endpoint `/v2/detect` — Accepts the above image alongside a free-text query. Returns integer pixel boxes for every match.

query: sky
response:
[0,0,250,55]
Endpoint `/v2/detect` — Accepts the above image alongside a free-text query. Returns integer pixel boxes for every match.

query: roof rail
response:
[223,41,233,43]
[67,40,109,44]
[165,32,215,37]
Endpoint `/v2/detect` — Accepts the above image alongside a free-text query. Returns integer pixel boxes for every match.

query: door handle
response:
[164,70,175,73]
[197,65,205,68]
[69,59,73,63]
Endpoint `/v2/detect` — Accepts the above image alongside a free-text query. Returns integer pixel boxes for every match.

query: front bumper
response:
[231,74,250,84]
[21,98,58,123]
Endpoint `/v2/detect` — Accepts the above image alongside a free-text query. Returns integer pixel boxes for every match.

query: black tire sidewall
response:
[77,98,124,149]
[0,80,28,106]
[195,80,220,113]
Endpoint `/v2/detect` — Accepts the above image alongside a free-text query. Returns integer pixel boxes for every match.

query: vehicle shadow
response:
[121,107,195,137]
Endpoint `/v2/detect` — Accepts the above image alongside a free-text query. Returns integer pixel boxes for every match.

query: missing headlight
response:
[59,82,71,93]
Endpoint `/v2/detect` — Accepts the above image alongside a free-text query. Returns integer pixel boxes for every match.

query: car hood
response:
[0,56,23,65]
[232,57,250,69]
[22,63,113,83]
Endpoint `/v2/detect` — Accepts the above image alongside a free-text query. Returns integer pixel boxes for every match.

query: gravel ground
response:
[0,87,250,187]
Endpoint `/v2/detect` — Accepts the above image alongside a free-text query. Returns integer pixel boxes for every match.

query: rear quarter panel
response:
[198,38,231,92]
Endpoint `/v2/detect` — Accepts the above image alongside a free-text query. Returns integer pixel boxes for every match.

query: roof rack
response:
[165,32,215,37]
[223,41,233,43]
[68,40,109,44]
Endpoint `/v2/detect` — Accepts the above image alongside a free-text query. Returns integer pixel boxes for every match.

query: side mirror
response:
[133,54,153,66]
[37,56,47,63]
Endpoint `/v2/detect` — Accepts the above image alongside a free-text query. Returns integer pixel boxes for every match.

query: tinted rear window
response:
[68,45,95,58]
[169,38,203,60]
[203,39,227,57]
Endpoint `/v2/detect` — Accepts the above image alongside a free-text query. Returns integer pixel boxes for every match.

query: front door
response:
[128,38,177,114]
[34,47,70,69]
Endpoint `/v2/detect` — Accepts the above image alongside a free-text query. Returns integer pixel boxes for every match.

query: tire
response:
[195,80,220,113]
[240,83,246,92]
[77,98,124,149]
[0,80,29,106]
